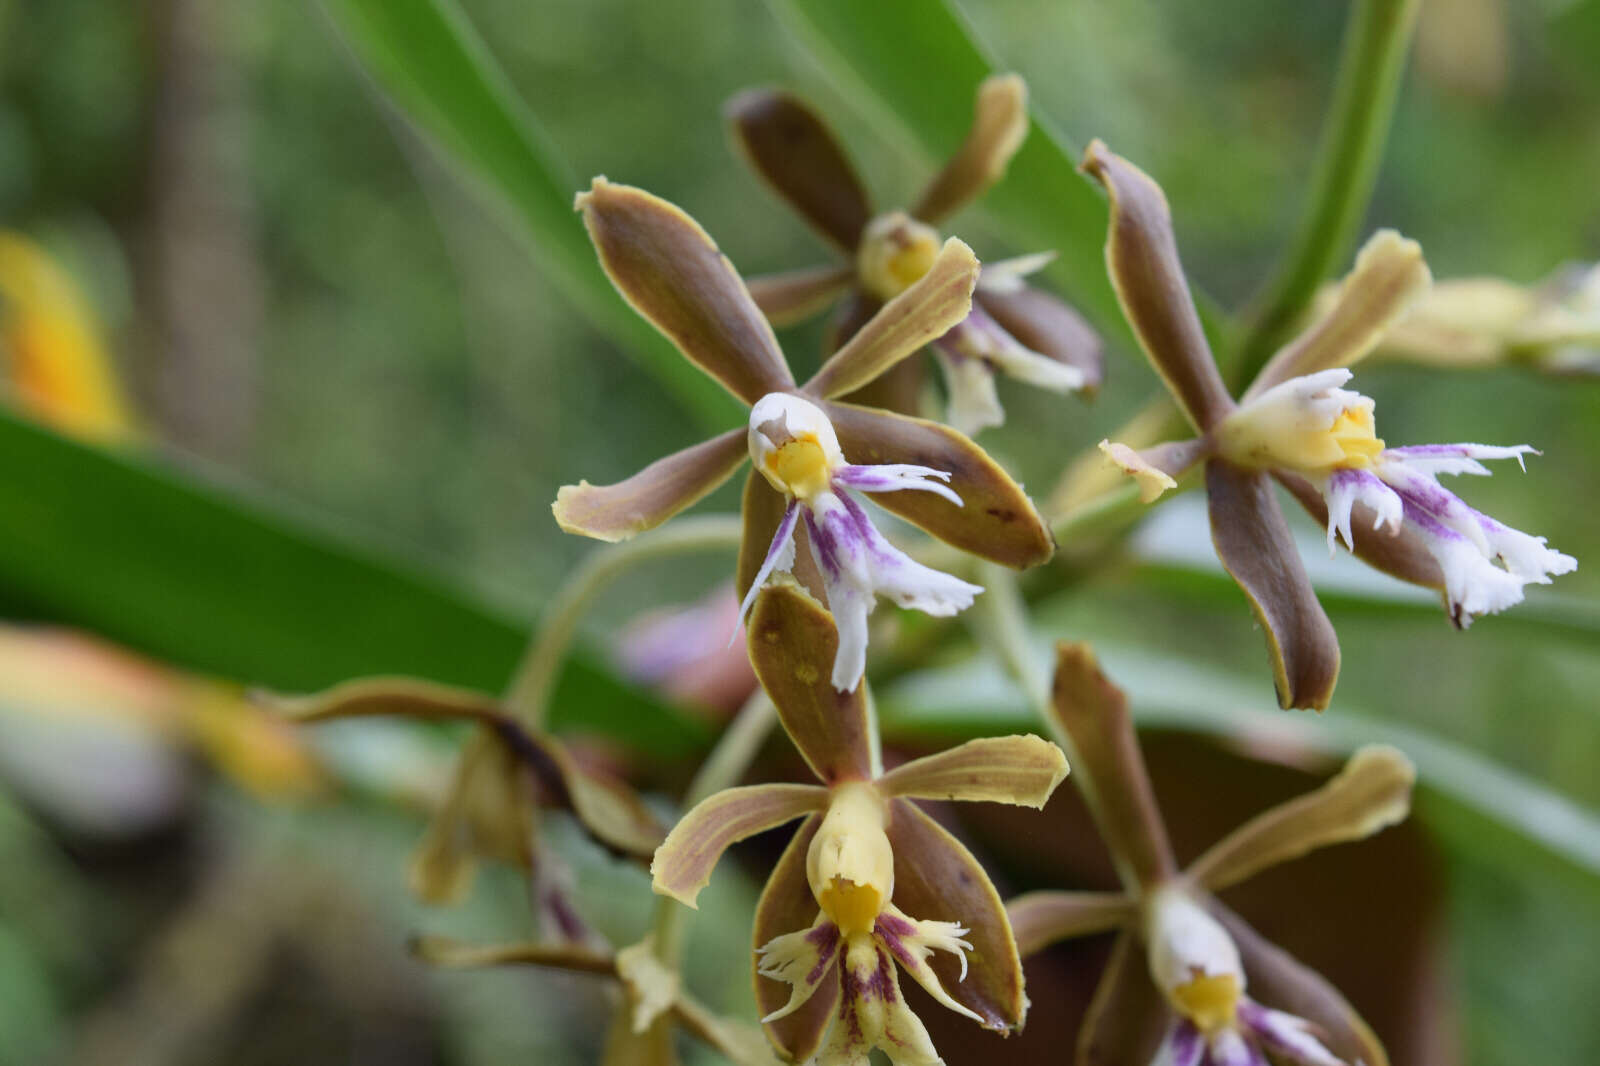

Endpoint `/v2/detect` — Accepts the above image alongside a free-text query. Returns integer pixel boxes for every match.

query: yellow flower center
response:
[1172,972,1241,1035]
[764,436,833,501]
[819,878,884,939]
[857,213,941,301]
[807,782,894,937]
[1327,404,1385,467]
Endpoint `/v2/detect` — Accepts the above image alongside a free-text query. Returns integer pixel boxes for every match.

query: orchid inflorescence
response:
[269,68,1578,1066]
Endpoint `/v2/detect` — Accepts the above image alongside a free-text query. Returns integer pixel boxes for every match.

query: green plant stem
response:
[1229,0,1423,389]
[974,561,1143,896]
[502,515,742,729]
[652,688,779,968]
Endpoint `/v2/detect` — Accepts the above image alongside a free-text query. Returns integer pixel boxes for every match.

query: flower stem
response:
[652,688,778,969]
[1229,0,1423,389]
[973,561,1143,896]
[501,515,742,729]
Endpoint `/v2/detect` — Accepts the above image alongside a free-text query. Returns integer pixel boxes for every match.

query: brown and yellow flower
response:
[651,581,1069,1064]
[555,180,1055,691]
[269,677,663,943]
[727,75,1102,434]
[1082,141,1574,710]
[1007,644,1415,1066]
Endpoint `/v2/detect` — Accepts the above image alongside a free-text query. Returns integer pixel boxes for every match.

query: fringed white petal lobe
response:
[974,250,1057,294]
[833,464,962,507]
[873,904,982,1024]
[1208,1027,1268,1066]
[803,491,982,691]
[1239,1000,1347,1066]
[756,913,843,1023]
[1320,467,1402,553]
[932,346,1006,436]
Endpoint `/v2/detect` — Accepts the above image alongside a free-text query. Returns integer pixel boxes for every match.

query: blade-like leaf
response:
[0,413,709,756]
[321,0,738,430]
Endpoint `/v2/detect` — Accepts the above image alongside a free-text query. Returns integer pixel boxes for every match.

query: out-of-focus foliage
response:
[1,0,1598,1063]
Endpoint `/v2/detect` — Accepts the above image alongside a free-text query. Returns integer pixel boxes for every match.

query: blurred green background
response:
[1,0,1598,1063]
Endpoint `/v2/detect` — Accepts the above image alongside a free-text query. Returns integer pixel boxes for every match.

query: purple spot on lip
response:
[804,923,841,986]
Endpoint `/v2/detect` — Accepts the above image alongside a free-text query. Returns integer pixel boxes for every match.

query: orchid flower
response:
[269,677,663,945]
[1083,141,1576,710]
[728,75,1101,434]
[1007,645,1416,1066]
[651,582,1069,1064]
[554,179,1054,690]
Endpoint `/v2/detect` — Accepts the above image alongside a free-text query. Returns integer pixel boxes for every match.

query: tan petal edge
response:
[1080,140,1234,432]
[877,734,1068,808]
[1205,459,1341,712]
[912,73,1030,224]
[409,934,616,976]
[1247,229,1433,399]
[554,427,747,543]
[577,177,794,403]
[1187,744,1415,892]
[805,238,980,400]
[650,782,828,907]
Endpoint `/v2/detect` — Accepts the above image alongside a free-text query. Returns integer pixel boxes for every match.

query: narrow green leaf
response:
[0,413,709,757]
[321,0,739,431]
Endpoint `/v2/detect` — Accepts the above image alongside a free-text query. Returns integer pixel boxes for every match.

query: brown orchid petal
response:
[912,74,1030,224]
[1246,230,1433,399]
[1097,438,1205,504]
[754,814,839,1062]
[804,239,980,399]
[409,934,616,976]
[672,996,784,1066]
[746,264,855,328]
[823,400,1054,568]
[976,287,1104,395]
[1080,141,1234,432]
[824,288,879,354]
[554,427,747,543]
[651,782,827,907]
[885,798,1026,1031]
[1214,904,1390,1066]
[1076,931,1170,1066]
[553,743,667,856]
[1005,891,1135,958]
[877,734,1068,808]
[1276,471,1446,592]
[736,470,825,604]
[577,178,794,403]
[726,88,872,253]
[1049,643,1177,892]
[410,730,535,904]
[826,290,929,417]
[1206,459,1341,712]
[746,581,874,783]
[1187,745,1415,893]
